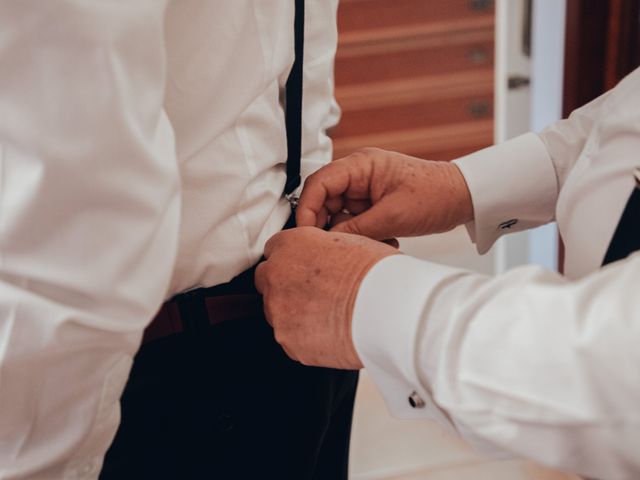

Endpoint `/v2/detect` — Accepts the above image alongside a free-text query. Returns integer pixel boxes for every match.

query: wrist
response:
[417,160,475,233]
[344,246,399,370]
[449,162,474,225]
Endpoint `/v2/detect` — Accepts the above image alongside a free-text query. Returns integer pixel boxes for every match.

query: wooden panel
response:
[334,91,492,138]
[335,35,493,86]
[333,120,493,160]
[338,0,494,33]
[337,70,494,109]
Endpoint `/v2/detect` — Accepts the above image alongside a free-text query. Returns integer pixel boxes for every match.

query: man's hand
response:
[255,227,398,370]
[297,148,474,240]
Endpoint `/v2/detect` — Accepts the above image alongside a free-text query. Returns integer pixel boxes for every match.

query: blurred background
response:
[337,0,640,478]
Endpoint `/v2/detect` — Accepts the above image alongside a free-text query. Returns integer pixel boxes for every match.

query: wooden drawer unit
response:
[335,33,493,86]
[337,0,495,33]
[333,120,494,160]
[332,0,495,161]
[334,83,493,138]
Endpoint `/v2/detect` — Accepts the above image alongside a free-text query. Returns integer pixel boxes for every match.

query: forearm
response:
[354,254,640,479]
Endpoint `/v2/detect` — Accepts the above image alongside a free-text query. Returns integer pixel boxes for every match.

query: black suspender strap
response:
[601,169,640,266]
[284,0,305,196]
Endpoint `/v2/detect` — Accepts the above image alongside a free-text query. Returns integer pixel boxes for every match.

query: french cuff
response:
[352,254,464,429]
[452,133,558,254]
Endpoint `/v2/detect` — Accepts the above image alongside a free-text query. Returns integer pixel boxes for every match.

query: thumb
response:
[330,197,402,240]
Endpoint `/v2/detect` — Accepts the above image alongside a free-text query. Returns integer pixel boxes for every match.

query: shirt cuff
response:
[352,254,466,429]
[452,133,558,254]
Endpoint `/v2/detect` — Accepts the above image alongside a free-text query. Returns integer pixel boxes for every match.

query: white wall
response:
[526,0,567,271]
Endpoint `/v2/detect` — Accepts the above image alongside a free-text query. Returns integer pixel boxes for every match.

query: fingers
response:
[263,230,286,259]
[254,261,267,294]
[312,196,347,229]
[297,163,346,226]
[330,195,401,240]
[297,157,365,227]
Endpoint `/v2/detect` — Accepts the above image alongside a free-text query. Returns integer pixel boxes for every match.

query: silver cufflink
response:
[285,193,299,209]
[408,391,426,409]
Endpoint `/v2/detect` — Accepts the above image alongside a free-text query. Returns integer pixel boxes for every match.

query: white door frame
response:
[493,0,566,273]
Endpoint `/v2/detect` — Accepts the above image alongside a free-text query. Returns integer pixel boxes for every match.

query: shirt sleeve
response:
[453,87,615,254]
[0,2,179,478]
[299,0,341,182]
[353,253,640,480]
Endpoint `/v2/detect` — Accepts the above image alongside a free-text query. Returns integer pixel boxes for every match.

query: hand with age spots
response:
[255,227,398,369]
[296,148,474,239]
[255,148,473,368]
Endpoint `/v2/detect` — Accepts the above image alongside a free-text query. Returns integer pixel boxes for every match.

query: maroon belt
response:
[142,265,263,345]
[142,294,263,345]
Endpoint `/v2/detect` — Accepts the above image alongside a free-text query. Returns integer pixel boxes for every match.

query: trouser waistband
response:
[142,211,295,345]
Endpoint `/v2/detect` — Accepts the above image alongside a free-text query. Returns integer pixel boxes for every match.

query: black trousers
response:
[100,297,359,479]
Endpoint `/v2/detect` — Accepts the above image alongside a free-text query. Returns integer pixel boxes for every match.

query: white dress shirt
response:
[0,1,337,478]
[165,0,339,295]
[353,67,640,480]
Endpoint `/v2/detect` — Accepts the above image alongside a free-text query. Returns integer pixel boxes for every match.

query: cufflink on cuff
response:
[408,391,426,409]
[499,219,518,230]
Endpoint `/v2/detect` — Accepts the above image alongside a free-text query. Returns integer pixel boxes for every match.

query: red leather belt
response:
[142,265,263,345]
[142,293,263,345]
[144,213,295,346]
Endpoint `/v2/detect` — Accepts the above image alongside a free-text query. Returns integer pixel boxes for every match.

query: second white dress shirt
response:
[353,68,640,480]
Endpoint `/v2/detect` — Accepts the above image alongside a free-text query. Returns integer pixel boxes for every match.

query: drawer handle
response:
[469,0,494,11]
[468,101,491,119]
[467,47,489,65]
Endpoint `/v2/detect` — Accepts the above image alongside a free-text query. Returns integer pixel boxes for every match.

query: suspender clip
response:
[285,193,300,211]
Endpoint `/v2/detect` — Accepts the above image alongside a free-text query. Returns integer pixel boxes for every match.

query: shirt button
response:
[408,391,426,409]
[499,219,518,230]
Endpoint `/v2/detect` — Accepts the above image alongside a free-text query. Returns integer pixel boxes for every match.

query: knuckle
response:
[273,328,288,347]
[254,264,267,286]
[349,149,370,162]
[268,231,290,250]
[354,147,382,158]
[269,230,284,243]
[298,357,312,367]
[305,170,321,184]
[296,225,316,235]
[262,305,274,326]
